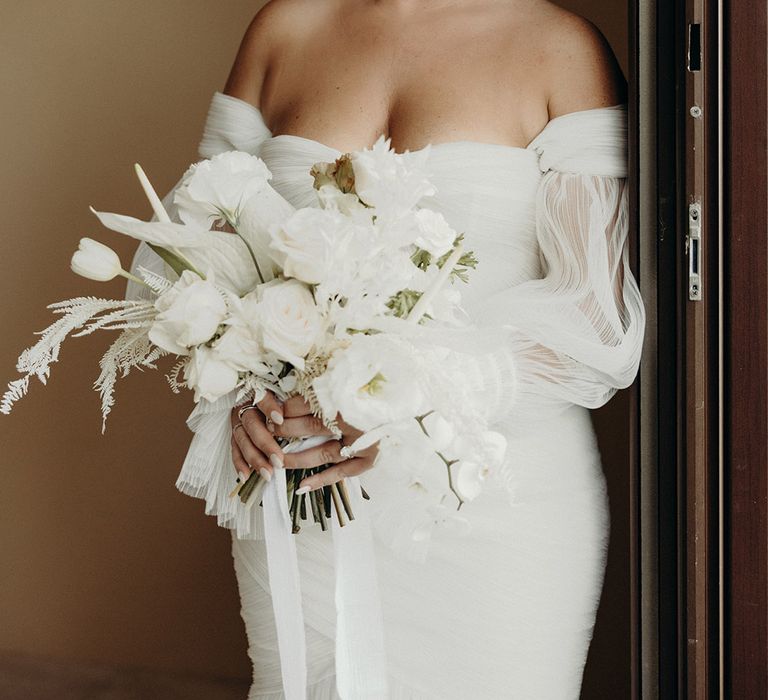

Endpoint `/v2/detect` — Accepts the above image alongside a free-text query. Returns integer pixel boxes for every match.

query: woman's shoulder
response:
[222,0,336,107]
[533,3,627,118]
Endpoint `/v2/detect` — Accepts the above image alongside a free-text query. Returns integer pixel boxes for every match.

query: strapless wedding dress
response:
[127,91,645,699]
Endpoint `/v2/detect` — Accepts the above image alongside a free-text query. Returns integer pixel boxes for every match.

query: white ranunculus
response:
[350,135,437,218]
[253,278,325,369]
[269,207,352,285]
[184,345,240,403]
[70,238,122,281]
[312,333,427,431]
[148,270,228,355]
[173,151,272,229]
[412,208,457,258]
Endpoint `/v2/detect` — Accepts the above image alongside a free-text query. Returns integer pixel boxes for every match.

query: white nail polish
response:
[259,467,272,482]
[270,453,284,470]
[295,485,311,496]
[270,410,284,425]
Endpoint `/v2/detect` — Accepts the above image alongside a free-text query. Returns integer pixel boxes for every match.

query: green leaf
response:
[147,243,194,277]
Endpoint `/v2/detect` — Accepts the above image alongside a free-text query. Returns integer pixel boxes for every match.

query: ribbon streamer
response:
[261,444,389,698]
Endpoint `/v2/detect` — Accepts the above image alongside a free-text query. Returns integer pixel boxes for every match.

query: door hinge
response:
[688,201,702,300]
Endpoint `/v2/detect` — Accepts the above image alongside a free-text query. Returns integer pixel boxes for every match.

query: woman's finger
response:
[283,438,344,470]
[273,413,335,439]
[255,390,284,428]
[283,394,312,418]
[232,424,272,478]
[295,456,375,493]
[230,436,254,481]
[240,410,286,473]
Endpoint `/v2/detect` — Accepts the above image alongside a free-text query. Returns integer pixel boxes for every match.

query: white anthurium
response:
[312,333,429,432]
[350,135,437,217]
[173,151,273,229]
[89,207,261,295]
[148,269,228,355]
[70,237,139,283]
[252,278,326,370]
[183,344,240,403]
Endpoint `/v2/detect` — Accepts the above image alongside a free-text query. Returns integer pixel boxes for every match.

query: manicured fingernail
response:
[259,467,272,482]
[270,453,284,470]
[295,485,311,496]
[270,410,284,425]
[239,469,251,481]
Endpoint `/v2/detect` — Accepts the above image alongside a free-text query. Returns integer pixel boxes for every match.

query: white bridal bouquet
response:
[1,138,507,535]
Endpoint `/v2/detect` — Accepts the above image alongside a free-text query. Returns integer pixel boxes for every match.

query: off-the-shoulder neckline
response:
[210,90,627,156]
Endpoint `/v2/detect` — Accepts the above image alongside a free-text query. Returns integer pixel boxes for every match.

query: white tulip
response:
[71,237,127,282]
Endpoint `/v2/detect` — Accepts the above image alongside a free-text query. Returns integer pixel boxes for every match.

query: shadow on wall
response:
[0,1,630,696]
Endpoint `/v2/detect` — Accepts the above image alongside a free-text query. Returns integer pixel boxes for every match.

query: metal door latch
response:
[688,202,702,300]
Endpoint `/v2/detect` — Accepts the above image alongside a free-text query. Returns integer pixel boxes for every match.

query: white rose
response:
[148,270,228,355]
[312,333,428,431]
[184,345,240,403]
[412,208,457,258]
[174,151,272,229]
[254,278,325,370]
[269,207,351,285]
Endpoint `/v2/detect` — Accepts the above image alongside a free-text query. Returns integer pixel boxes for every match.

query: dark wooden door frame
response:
[723,1,768,698]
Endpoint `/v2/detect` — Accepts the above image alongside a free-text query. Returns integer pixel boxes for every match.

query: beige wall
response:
[0,0,631,692]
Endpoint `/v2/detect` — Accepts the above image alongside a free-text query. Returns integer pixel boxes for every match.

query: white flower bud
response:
[70,237,122,281]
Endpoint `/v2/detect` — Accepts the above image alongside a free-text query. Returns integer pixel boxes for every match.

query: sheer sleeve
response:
[464,104,646,426]
[124,91,271,302]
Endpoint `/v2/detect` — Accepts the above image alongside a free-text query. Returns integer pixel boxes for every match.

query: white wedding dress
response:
[126,90,645,699]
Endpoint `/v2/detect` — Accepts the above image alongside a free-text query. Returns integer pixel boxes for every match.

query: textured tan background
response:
[0,0,630,693]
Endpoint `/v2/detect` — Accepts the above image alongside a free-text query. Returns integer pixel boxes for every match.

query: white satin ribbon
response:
[262,441,389,699]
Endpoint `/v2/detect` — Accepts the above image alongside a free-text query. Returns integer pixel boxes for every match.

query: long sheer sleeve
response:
[464,104,646,426]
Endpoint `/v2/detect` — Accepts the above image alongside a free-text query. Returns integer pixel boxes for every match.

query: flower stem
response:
[118,269,151,286]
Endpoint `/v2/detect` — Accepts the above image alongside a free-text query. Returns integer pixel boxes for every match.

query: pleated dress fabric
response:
[127,91,645,699]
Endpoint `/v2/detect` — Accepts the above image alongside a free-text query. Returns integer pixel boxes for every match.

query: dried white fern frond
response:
[1,296,157,420]
[165,359,188,394]
[94,325,168,433]
[136,265,173,296]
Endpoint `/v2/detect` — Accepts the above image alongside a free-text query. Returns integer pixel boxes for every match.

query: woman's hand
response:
[230,390,288,482]
[271,396,380,494]
[230,391,380,488]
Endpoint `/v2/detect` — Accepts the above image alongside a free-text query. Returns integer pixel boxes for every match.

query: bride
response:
[127,0,645,697]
